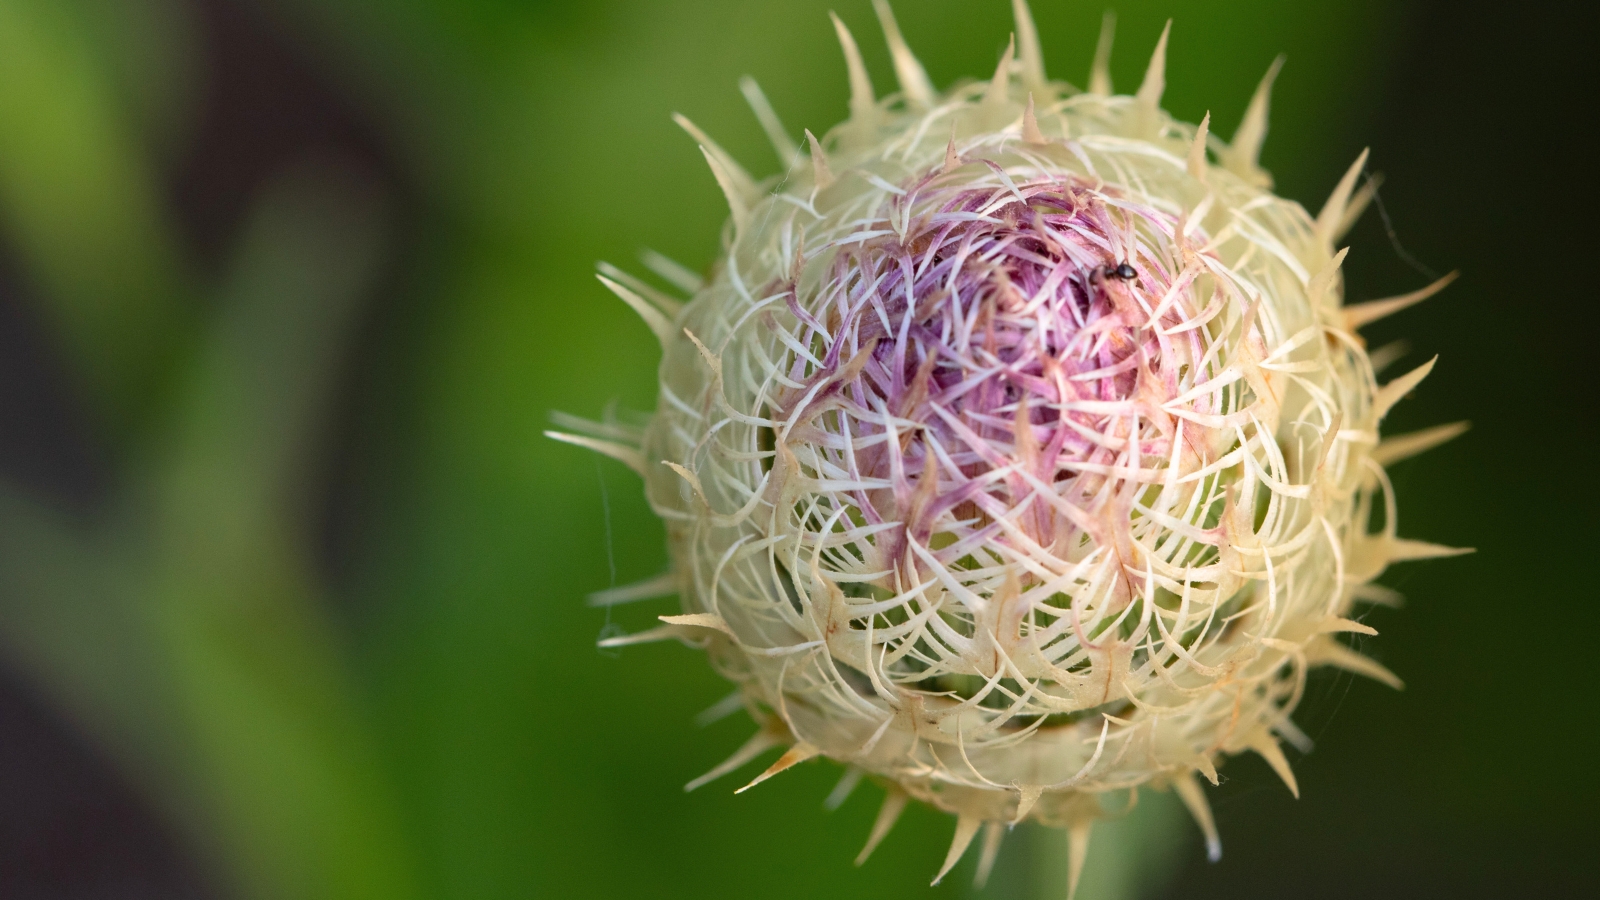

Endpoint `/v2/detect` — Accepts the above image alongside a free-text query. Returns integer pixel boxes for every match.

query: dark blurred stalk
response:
[143,165,419,900]
[0,0,195,435]
[0,166,421,900]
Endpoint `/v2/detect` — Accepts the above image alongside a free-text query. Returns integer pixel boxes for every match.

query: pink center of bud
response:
[776,174,1217,596]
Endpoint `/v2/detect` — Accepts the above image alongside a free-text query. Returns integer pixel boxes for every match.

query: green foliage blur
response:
[0,1,1588,898]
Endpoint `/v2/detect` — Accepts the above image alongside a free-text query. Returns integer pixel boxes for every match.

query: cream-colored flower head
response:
[550,1,1466,892]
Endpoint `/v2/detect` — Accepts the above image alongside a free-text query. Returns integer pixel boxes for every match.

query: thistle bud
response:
[550,2,1467,891]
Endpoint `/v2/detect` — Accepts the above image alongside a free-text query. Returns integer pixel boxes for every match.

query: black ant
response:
[1103,262,1137,280]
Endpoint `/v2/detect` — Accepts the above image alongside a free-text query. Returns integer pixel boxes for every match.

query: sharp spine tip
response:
[872,0,935,108]
[1252,736,1300,799]
[1223,54,1285,184]
[1187,111,1211,181]
[598,260,684,315]
[1385,537,1474,563]
[697,145,751,232]
[734,742,818,793]
[1366,339,1411,374]
[1371,420,1470,467]
[1022,93,1047,144]
[806,129,834,189]
[1344,270,1459,331]
[1173,772,1222,862]
[973,821,1004,889]
[1333,170,1383,241]
[588,571,677,607]
[984,33,1017,107]
[692,689,746,728]
[1351,580,1405,607]
[930,815,981,886]
[1275,717,1316,755]
[1135,19,1172,110]
[595,273,675,349]
[684,730,781,792]
[942,118,962,173]
[1373,354,1438,419]
[831,12,877,126]
[855,789,909,865]
[639,248,703,295]
[673,113,757,204]
[1012,0,1047,96]
[1319,616,1378,637]
[595,622,679,649]
[1088,11,1116,96]
[544,429,648,476]
[738,76,799,165]
[1307,246,1351,310]
[823,766,864,810]
[1308,636,1407,691]
[1316,147,1372,242]
[656,612,731,636]
[1066,820,1093,899]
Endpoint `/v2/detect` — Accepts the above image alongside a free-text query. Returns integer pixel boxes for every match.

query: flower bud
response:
[551,2,1467,891]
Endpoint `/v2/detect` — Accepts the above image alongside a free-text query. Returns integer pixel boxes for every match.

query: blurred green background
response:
[0,1,1591,898]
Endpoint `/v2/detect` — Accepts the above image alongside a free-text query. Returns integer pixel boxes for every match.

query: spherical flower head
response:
[552,2,1466,890]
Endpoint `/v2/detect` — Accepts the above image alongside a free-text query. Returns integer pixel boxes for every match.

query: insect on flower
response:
[549,2,1469,894]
